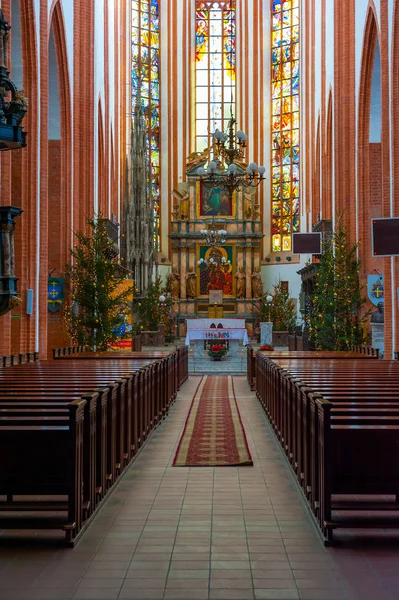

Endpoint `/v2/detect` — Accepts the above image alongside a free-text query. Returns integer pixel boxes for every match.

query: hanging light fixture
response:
[197,118,265,196]
[199,227,227,247]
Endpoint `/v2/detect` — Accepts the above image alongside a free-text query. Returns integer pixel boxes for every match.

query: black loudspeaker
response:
[292,232,321,254]
[372,218,399,257]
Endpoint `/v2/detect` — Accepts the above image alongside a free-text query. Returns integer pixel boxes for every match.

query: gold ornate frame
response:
[196,182,237,219]
[196,243,237,298]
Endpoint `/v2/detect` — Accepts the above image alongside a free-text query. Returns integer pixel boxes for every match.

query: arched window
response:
[271,0,300,252]
[195,1,236,152]
[132,0,160,249]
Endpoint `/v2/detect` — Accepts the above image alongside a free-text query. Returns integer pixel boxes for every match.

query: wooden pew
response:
[0,397,89,543]
[247,345,257,391]
[0,349,184,544]
[254,353,399,544]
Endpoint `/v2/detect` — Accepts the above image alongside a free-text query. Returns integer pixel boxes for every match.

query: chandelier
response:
[197,226,230,270]
[197,116,265,196]
[199,227,227,247]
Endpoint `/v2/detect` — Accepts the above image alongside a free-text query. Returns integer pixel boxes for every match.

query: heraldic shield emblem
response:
[48,277,65,313]
[367,274,384,307]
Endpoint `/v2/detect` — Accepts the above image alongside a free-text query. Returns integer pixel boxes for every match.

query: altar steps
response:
[188,353,247,375]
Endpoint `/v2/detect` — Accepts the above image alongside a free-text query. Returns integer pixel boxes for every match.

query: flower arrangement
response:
[208,344,228,359]
[260,345,274,351]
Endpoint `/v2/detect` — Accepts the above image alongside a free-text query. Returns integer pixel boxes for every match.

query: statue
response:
[235,266,246,299]
[167,267,180,299]
[370,301,384,324]
[179,193,189,220]
[251,266,263,298]
[186,270,196,299]
[244,189,254,220]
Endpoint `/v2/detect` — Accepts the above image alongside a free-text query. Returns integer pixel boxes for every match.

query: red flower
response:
[210,345,224,352]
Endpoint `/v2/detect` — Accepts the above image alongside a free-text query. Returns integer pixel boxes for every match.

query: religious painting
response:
[197,182,236,218]
[197,245,236,297]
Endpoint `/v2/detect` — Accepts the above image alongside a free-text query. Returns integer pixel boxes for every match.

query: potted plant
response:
[252,280,296,347]
[208,344,228,361]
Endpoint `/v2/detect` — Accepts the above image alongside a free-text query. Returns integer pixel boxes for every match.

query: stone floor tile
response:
[209,591,255,600]
[164,578,209,589]
[2,376,399,600]
[163,589,209,599]
[254,591,299,600]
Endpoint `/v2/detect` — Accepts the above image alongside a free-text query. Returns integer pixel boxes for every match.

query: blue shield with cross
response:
[367,275,384,307]
[48,277,65,313]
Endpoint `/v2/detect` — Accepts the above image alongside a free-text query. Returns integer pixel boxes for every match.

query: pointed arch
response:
[49,0,72,269]
[324,89,333,220]
[357,5,381,277]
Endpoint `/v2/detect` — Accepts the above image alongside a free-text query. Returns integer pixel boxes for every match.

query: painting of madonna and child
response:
[197,246,236,297]
[197,184,236,218]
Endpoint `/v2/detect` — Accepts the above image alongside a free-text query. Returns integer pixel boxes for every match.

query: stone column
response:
[246,245,252,298]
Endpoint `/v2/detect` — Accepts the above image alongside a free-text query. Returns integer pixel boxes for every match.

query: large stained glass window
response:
[195,1,236,153]
[132,0,160,249]
[271,0,299,252]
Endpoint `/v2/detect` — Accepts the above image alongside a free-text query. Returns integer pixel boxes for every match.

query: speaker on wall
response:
[292,232,321,255]
[26,289,33,315]
[371,218,399,257]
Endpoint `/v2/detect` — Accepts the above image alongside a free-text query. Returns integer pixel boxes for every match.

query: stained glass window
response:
[195,1,236,153]
[132,0,160,250]
[271,0,300,252]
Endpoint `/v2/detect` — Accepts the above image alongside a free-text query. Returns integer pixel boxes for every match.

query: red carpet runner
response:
[173,376,253,467]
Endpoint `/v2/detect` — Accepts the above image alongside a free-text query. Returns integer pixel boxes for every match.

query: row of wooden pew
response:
[52,346,87,358]
[2,352,39,367]
[255,350,399,544]
[0,347,188,546]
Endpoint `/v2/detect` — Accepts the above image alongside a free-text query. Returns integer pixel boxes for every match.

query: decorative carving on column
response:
[123,90,155,294]
[0,206,23,315]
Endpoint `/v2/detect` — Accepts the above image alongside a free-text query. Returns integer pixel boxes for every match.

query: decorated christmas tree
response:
[308,214,370,350]
[136,276,176,342]
[64,217,132,351]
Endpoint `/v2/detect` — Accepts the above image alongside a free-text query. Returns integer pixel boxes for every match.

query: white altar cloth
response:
[185,328,249,346]
[186,318,245,330]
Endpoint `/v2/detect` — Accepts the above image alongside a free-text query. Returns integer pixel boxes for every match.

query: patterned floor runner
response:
[173,375,253,467]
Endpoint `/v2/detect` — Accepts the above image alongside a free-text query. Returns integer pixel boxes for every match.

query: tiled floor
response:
[1,376,399,600]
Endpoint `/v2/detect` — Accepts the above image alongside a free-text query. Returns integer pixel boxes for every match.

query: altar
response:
[185,318,248,357]
[169,150,264,338]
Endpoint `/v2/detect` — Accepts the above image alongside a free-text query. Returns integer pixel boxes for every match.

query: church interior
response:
[1,0,399,598]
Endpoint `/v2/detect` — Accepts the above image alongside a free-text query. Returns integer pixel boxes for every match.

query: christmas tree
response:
[308,214,370,350]
[136,276,176,342]
[64,217,133,351]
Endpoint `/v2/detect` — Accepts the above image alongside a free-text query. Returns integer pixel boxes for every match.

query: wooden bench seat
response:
[255,352,399,544]
[0,350,185,545]
[0,398,88,543]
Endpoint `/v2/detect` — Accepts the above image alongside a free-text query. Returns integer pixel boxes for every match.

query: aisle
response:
[1,377,398,600]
